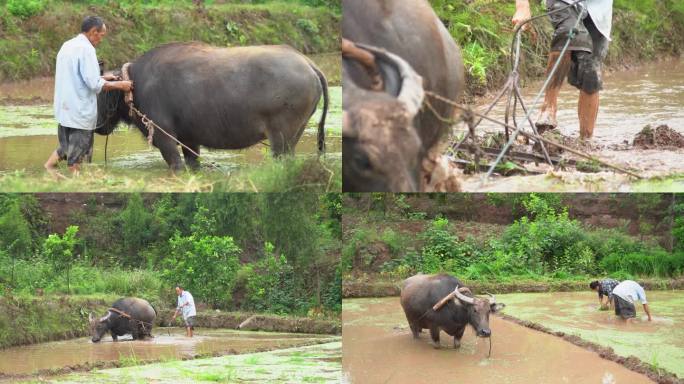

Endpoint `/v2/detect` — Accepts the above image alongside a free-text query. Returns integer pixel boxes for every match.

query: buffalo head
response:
[342,43,425,192]
[89,311,111,342]
[454,287,505,338]
[95,70,129,135]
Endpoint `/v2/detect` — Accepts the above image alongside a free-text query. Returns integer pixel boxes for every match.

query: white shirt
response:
[177,290,197,319]
[560,0,613,40]
[53,34,105,130]
[612,280,648,305]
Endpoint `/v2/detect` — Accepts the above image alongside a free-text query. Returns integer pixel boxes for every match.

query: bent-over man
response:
[45,15,133,176]
[611,280,652,322]
[589,278,619,309]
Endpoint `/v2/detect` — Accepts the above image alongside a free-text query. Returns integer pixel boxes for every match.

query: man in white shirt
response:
[172,285,197,337]
[513,0,613,140]
[44,16,133,176]
[610,280,652,321]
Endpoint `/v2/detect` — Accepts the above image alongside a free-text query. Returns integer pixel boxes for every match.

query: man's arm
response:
[102,80,133,92]
[643,303,652,321]
[513,0,532,29]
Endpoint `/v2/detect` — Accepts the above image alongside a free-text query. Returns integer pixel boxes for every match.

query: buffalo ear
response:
[491,303,506,313]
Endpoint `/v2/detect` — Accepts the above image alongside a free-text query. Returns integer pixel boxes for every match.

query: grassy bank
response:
[0,294,113,348]
[0,294,340,349]
[0,156,342,193]
[429,0,684,95]
[0,0,340,82]
[342,194,684,297]
[342,276,684,298]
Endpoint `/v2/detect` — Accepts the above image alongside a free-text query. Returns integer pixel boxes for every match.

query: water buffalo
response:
[96,42,328,170]
[342,0,465,192]
[89,297,156,342]
[400,274,505,349]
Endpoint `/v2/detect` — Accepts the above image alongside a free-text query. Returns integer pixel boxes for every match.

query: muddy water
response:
[457,59,684,191]
[53,341,341,384]
[0,87,341,173]
[498,290,684,377]
[343,297,654,384]
[0,328,332,375]
[473,59,684,146]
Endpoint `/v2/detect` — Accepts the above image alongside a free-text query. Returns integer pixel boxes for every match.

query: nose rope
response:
[488,334,492,358]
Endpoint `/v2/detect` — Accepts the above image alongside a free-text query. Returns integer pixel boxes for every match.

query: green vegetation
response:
[343,193,684,284]
[0,193,341,319]
[429,0,684,93]
[0,0,340,82]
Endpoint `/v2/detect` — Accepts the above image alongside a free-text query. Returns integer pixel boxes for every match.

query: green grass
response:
[0,0,340,82]
[429,0,684,94]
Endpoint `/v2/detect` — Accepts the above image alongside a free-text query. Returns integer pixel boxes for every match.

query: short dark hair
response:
[81,16,105,33]
[175,284,184,290]
[589,281,599,290]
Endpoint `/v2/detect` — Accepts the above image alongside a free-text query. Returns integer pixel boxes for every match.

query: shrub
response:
[243,243,301,315]
[7,0,46,18]
[601,251,684,277]
[162,233,241,308]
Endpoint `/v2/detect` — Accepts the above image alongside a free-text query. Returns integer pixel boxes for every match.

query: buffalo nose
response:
[479,329,491,337]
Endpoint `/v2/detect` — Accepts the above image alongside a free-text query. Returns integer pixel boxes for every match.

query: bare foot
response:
[535,109,558,134]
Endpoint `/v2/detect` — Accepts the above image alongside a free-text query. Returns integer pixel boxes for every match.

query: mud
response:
[0,328,333,376]
[498,291,684,381]
[343,297,656,383]
[634,125,684,149]
[49,341,341,384]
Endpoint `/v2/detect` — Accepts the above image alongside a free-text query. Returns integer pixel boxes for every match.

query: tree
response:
[163,233,241,308]
[0,200,33,286]
[119,194,154,267]
[43,225,79,294]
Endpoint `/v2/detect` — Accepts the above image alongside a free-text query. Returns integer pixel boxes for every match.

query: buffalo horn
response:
[486,292,497,304]
[99,311,111,323]
[354,43,425,118]
[454,286,476,305]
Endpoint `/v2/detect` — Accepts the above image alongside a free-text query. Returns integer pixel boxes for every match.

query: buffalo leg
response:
[453,325,466,349]
[409,322,421,339]
[182,143,200,171]
[111,332,118,342]
[429,326,441,349]
[156,137,184,171]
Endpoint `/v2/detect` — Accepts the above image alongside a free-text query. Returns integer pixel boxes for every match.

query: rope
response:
[107,307,154,334]
[422,0,641,180]
[486,0,587,180]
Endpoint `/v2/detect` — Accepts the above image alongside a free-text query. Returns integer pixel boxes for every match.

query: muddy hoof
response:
[535,122,557,135]
[431,341,442,349]
[453,340,461,349]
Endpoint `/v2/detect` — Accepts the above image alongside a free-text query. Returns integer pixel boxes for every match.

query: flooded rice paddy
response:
[458,59,684,192]
[0,88,341,173]
[51,341,341,384]
[498,290,684,378]
[343,297,656,383]
[0,328,334,376]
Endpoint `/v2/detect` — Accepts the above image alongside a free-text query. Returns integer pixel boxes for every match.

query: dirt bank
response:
[498,313,682,384]
[156,309,341,335]
[342,277,684,298]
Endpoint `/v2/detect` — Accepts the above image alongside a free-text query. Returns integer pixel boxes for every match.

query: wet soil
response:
[49,341,341,384]
[0,328,333,376]
[454,59,684,191]
[343,297,655,383]
[634,125,684,149]
[498,291,684,380]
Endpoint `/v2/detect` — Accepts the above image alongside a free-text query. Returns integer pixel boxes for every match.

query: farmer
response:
[610,280,652,322]
[513,0,614,140]
[44,15,133,177]
[172,285,197,337]
[589,278,619,309]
